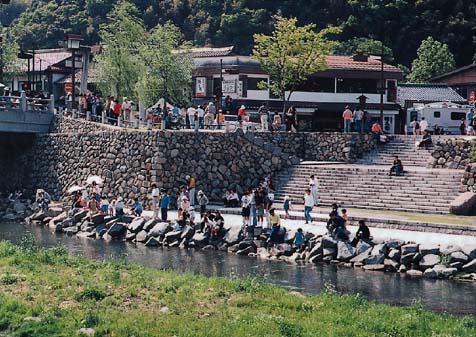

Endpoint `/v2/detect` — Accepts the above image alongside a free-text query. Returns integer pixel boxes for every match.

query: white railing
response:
[0,91,55,114]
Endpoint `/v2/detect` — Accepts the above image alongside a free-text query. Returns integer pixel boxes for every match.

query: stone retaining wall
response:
[24,129,291,206]
[256,132,376,162]
[49,115,114,134]
[429,137,476,192]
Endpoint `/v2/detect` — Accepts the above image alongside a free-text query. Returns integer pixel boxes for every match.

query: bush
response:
[74,288,106,302]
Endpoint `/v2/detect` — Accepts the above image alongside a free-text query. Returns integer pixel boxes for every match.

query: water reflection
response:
[1,222,476,314]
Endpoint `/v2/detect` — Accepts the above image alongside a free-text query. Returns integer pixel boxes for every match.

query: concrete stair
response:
[273,164,463,214]
[356,135,444,167]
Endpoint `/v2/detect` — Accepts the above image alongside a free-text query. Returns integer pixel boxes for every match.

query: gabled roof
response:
[398,83,467,106]
[17,49,71,72]
[325,55,402,72]
[430,63,476,81]
[174,46,234,58]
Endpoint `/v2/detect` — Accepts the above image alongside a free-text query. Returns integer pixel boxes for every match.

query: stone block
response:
[449,192,476,215]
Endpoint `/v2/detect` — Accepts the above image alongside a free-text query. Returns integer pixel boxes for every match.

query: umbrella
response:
[86,175,104,186]
[67,185,85,194]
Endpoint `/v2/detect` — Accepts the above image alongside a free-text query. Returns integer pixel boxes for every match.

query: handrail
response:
[0,91,55,114]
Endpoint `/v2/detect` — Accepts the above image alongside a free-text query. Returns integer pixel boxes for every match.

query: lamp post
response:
[65,34,82,111]
[17,50,33,91]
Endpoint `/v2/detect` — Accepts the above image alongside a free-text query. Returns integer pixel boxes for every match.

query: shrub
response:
[74,288,106,302]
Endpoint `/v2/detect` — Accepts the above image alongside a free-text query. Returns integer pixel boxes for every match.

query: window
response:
[434,111,441,118]
[247,78,268,90]
[336,78,378,94]
[451,112,466,120]
[387,80,397,102]
[409,110,418,122]
[294,77,335,93]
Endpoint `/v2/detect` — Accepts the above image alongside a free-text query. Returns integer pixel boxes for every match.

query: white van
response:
[406,101,469,135]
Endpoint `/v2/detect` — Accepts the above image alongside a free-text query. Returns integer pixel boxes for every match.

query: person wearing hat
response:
[342,105,353,133]
[197,190,209,214]
[180,195,190,214]
[158,189,170,221]
[186,175,196,206]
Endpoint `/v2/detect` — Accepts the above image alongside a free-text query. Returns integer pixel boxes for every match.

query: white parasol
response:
[86,175,104,186]
[67,185,85,194]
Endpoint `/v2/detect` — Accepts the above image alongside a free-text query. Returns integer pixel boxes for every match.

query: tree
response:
[95,1,144,102]
[334,37,394,61]
[407,37,456,83]
[252,16,340,111]
[0,25,20,83]
[135,23,193,107]
[95,1,192,107]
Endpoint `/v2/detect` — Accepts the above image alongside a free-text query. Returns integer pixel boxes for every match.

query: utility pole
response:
[379,40,385,125]
[219,58,223,110]
[0,34,3,84]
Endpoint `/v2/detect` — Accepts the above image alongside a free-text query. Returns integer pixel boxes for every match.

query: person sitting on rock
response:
[222,190,230,207]
[130,198,143,217]
[389,156,404,176]
[351,220,371,247]
[418,130,432,148]
[327,211,345,236]
[115,197,125,218]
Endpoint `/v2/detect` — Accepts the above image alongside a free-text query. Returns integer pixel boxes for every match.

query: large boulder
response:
[308,240,323,259]
[370,243,388,256]
[388,248,401,261]
[364,254,385,265]
[145,237,160,247]
[419,244,440,256]
[128,218,145,233]
[143,219,158,231]
[180,225,195,241]
[440,244,461,255]
[135,230,149,243]
[449,192,476,215]
[462,259,476,273]
[164,230,182,243]
[106,223,126,238]
[385,240,404,249]
[419,254,440,270]
[72,209,88,223]
[423,268,438,278]
[461,245,476,260]
[224,226,242,245]
[362,264,385,271]
[90,213,105,225]
[321,236,337,249]
[401,244,419,256]
[337,241,355,262]
[191,232,209,247]
[406,269,423,277]
[355,241,372,255]
[13,200,27,213]
[149,223,170,237]
[350,248,372,264]
[400,253,414,265]
[450,251,469,264]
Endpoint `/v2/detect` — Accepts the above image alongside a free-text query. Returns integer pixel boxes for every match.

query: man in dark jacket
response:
[389,156,403,176]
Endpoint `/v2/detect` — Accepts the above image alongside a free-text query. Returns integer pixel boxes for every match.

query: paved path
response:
[142,209,476,247]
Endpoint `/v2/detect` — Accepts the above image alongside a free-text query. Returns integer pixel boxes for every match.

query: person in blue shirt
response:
[131,198,143,216]
[293,228,305,249]
[467,109,474,123]
[159,189,171,221]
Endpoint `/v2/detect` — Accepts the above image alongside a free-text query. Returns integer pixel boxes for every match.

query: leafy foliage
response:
[407,37,456,83]
[252,16,339,107]
[2,0,476,68]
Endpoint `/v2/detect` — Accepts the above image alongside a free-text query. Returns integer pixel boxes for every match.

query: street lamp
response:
[65,34,82,111]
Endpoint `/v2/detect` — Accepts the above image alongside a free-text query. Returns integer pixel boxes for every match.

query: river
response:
[1,222,476,315]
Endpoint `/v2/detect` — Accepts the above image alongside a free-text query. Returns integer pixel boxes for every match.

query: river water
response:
[1,222,476,315]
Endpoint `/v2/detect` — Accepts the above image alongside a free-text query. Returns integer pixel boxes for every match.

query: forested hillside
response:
[2,0,476,68]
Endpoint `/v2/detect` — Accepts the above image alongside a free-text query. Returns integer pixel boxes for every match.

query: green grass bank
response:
[0,237,475,337]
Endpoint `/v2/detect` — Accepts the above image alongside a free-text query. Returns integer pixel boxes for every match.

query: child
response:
[130,198,143,217]
[109,199,116,216]
[293,228,305,250]
[342,209,348,227]
[283,196,291,219]
[100,198,109,215]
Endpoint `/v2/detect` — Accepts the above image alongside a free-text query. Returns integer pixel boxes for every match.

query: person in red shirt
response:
[342,105,353,133]
[238,105,246,126]
[371,121,387,143]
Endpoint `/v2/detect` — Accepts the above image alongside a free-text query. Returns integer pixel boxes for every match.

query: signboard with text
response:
[222,79,236,93]
[195,77,206,97]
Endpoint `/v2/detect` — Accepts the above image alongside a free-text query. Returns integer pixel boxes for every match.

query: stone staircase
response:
[357,135,436,167]
[273,164,462,214]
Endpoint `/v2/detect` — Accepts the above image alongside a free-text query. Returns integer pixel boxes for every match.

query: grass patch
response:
[0,239,474,336]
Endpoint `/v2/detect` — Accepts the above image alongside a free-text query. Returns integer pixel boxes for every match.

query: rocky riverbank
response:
[22,205,476,283]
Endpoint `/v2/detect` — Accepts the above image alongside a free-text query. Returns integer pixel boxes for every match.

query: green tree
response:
[135,23,193,107]
[334,37,394,61]
[94,1,144,102]
[252,16,340,111]
[0,25,20,83]
[407,37,456,83]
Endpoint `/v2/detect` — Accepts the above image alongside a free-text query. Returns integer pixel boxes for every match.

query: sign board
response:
[237,80,243,97]
[64,83,73,92]
[222,79,236,93]
[195,77,206,97]
[469,90,475,102]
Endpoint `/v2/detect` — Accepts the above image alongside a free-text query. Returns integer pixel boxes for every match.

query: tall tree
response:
[0,25,20,83]
[252,16,340,111]
[407,37,456,83]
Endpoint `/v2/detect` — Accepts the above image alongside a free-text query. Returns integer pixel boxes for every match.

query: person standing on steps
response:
[309,175,319,206]
[419,117,429,133]
[258,103,269,131]
[186,175,196,206]
[410,118,421,135]
[342,105,353,133]
[353,107,364,133]
[303,188,314,224]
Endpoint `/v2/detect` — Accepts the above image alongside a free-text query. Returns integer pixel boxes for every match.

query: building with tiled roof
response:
[398,83,467,108]
[429,63,476,101]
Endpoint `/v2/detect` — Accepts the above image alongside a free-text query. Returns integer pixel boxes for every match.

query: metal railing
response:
[0,91,55,114]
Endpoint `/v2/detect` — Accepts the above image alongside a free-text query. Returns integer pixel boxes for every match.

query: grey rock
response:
[362,264,385,271]
[164,230,182,243]
[180,225,195,240]
[322,236,337,249]
[149,223,170,237]
[135,230,148,243]
[440,244,461,255]
[419,254,440,270]
[364,254,385,265]
[90,213,105,225]
[350,249,372,263]
[355,240,372,255]
[400,253,414,265]
[419,244,440,256]
[323,247,336,258]
[143,219,158,231]
[450,251,469,264]
[423,268,438,278]
[461,245,476,260]
[384,258,399,271]
[440,268,458,277]
[401,243,419,255]
[462,259,476,273]
[125,231,136,241]
[388,248,401,261]
[224,226,242,244]
[370,243,388,256]
[191,232,209,247]
[106,223,126,238]
[337,241,355,262]
[145,237,160,247]
[308,241,323,259]
[385,240,404,249]
[128,217,145,233]
[406,269,423,277]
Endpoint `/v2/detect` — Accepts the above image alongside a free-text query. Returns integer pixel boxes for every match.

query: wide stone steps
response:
[273,163,463,214]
